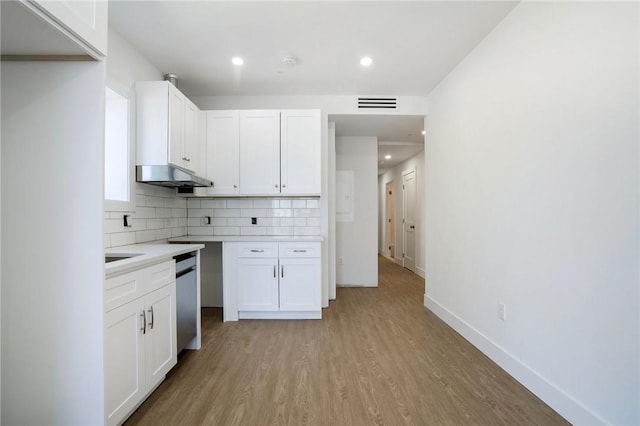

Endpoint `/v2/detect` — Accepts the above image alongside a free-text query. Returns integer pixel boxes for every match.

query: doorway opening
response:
[328,114,425,297]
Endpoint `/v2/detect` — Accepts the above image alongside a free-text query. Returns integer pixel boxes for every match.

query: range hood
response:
[136,165,214,188]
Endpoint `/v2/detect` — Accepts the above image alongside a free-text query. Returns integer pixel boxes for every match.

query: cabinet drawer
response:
[236,242,278,258]
[143,260,176,294]
[105,269,144,312]
[279,242,320,258]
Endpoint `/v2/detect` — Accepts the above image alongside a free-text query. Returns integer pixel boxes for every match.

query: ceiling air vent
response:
[357,97,397,109]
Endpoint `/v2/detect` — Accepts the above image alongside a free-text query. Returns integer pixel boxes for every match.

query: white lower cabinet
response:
[105,298,145,425]
[279,258,321,311]
[237,258,279,311]
[105,260,177,426]
[234,242,321,319]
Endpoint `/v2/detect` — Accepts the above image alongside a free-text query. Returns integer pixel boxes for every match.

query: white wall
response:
[104,28,188,248]
[336,136,378,286]
[425,2,639,425]
[1,61,106,424]
[379,150,425,277]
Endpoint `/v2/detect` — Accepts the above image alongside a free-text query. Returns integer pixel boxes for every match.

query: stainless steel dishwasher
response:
[175,252,197,353]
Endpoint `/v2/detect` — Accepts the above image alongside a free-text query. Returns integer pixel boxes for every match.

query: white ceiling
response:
[3,2,516,174]
[109,1,518,97]
[108,1,517,173]
[331,115,424,174]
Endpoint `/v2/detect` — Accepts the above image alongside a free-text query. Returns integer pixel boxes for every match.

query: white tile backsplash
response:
[104,183,188,248]
[201,199,226,208]
[186,198,321,237]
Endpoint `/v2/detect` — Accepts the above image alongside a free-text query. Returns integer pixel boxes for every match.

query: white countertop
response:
[105,243,205,277]
[168,235,323,243]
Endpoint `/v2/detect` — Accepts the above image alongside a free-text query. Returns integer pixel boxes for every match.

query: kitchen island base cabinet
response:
[105,261,177,426]
[226,242,321,321]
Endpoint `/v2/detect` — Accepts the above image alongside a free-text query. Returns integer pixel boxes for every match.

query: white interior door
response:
[385,181,395,258]
[402,169,416,272]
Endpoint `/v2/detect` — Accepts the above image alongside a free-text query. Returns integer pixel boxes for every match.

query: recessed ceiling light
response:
[385,155,391,159]
[360,56,373,67]
[232,57,244,66]
[283,56,298,66]
[421,130,426,135]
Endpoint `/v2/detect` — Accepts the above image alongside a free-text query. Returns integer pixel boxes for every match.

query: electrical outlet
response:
[251,217,257,225]
[337,257,344,265]
[498,303,506,321]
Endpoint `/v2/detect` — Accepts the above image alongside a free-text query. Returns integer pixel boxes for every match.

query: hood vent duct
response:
[164,73,178,87]
[357,97,397,109]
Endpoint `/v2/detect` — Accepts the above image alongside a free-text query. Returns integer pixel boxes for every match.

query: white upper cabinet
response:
[1,0,107,59]
[31,0,108,56]
[240,110,281,195]
[136,81,201,173]
[168,84,186,169]
[183,97,200,173]
[280,110,321,195]
[199,109,321,197]
[202,111,240,195]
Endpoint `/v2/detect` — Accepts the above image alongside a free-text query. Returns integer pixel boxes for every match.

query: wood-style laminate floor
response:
[125,256,568,426]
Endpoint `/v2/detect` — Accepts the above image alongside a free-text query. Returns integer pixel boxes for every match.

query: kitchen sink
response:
[105,253,142,263]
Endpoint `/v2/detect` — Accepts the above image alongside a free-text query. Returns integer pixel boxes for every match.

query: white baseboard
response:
[392,257,403,266]
[424,295,606,426]
[415,266,425,278]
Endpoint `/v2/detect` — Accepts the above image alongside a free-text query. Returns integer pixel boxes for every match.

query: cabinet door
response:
[240,110,281,195]
[144,283,177,390]
[204,111,240,195]
[280,110,321,195]
[279,258,321,311]
[105,298,145,426]
[183,98,199,173]
[168,84,186,170]
[237,258,279,311]
[28,0,108,57]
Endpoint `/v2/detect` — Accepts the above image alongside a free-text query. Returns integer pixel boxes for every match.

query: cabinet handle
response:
[275,184,279,188]
[233,184,238,188]
[182,156,188,161]
[148,306,154,330]
[250,249,264,253]
[281,265,284,278]
[282,184,286,188]
[274,265,276,278]
[140,311,146,335]
[293,249,307,253]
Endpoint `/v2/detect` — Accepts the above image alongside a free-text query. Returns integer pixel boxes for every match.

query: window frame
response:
[104,82,135,212]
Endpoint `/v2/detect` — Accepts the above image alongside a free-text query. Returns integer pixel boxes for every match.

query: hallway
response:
[126,256,566,425]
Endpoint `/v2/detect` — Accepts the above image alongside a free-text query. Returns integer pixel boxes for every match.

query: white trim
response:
[415,266,425,278]
[424,295,607,426]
